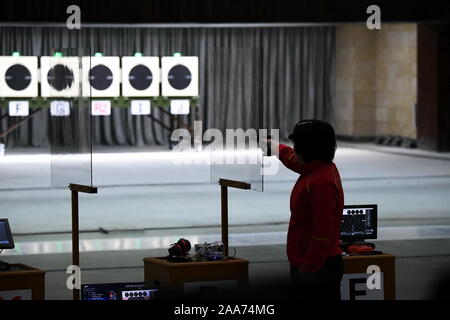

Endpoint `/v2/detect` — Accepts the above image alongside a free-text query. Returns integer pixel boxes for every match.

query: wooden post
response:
[218,179,251,258]
[71,190,79,301]
[221,185,229,257]
[69,183,97,301]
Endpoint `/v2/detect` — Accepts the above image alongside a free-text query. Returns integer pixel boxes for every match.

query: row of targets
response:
[0,55,199,98]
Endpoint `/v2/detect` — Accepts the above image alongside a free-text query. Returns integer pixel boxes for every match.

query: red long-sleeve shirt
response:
[279,144,344,273]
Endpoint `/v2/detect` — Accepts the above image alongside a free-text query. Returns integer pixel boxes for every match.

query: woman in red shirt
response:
[273,119,344,300]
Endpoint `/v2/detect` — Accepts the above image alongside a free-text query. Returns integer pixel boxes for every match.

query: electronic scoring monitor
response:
[0,218,14,250]
[340,204,377,242]
[81,282,157,301]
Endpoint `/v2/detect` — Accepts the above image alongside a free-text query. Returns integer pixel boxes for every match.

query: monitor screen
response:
[340,204,377,241]
[81,282,150,301]
[0,219,14,250]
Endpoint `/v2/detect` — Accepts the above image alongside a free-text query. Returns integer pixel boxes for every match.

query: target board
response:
[82,57,120,97]
[161,56,198,97]
[40,56,80,97]
[0,56,38,97]
[121,56,160,97]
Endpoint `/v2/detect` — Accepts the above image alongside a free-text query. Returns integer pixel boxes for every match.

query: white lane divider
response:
[2,225,450,256]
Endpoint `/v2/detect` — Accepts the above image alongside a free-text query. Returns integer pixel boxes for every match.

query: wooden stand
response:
[142,178,252,295]
[343,254,396,300]
[0,264,46,300]
[69,183,97,301]
[143,257,249,295]
[218,179,251,257]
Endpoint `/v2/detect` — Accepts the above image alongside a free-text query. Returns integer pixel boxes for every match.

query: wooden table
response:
[0,264,46,300]
[143,257,249,294]
[342,254,396,300]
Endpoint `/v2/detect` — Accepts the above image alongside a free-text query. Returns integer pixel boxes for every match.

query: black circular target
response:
[47,64,74,91]
[5,64,32,91]
[89,64,113,90]
[129,64,153,90]
[168,64,192,90]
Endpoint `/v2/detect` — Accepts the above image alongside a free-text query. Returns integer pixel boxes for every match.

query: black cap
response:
[288,119,336,163]
[288,120,314,140]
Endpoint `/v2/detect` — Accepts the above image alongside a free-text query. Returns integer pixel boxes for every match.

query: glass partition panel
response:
[49,48,92,187]
[90,54,208,187]
[209,47,264,191]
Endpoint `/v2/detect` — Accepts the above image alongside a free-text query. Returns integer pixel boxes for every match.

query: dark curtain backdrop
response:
[0,26,335,147]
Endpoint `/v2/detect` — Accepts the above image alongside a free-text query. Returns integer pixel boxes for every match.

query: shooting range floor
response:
[1,141,450,235]
[1,237,449,300]
[1,142,450,299]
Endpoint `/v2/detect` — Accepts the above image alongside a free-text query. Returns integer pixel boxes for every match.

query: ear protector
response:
[168,238,191,257]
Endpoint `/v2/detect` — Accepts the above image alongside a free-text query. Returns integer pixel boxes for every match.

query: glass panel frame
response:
[208,47,264,191]
[49,47,93,188]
